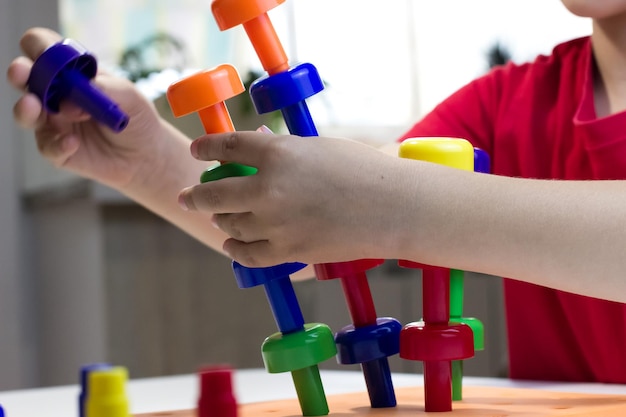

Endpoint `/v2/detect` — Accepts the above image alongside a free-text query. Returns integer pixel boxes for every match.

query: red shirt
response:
[399,37,626,383]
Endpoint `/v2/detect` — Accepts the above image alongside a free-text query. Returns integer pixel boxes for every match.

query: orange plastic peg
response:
[211,0,289,75]
[167,64,245,134]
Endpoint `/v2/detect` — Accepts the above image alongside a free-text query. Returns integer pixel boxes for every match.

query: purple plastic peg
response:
[28,39,129,132]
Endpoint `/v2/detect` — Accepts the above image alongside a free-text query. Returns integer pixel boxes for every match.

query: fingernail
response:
[210,214,220,229]
[222,242,232,258]
[256,125,273,134]
[177,192,189,211]
[190,140,199,158]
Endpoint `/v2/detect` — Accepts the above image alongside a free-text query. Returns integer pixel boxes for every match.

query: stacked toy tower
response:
[25,9,488,417]
[397,138,480,412]
[166,4,337,413]
[210,0,403,410]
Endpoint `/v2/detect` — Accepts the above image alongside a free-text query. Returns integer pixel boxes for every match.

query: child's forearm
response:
[117,120,318,280]
[117,120,231,255]
[398,161,626,302]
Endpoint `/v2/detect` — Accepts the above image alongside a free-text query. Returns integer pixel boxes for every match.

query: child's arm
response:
[8,27,317,280]
[179,130,626,303]
[7,28,228,256]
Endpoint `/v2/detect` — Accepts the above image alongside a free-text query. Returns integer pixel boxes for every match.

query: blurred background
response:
[0,0,590,390]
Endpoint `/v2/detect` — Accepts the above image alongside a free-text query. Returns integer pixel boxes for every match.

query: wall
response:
[0,0,62,390]
[1,0,110,390]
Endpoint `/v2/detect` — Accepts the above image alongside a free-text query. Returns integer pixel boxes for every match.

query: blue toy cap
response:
[28,39,129,132]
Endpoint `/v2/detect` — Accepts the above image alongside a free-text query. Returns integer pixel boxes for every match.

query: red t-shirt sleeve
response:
[397,64,511,154]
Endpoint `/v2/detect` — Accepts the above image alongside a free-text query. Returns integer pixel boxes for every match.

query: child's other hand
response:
[7,27,166,191]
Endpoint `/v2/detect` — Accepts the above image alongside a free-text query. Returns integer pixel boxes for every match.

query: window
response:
[62,0,591,143]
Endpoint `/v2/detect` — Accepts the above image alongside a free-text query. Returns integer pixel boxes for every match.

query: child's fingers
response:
[178,176,260,214]
[58,101,92,122]
[6,56,33,91]
[13,93,44,129]
[212,212,265,243]
[14,92,92,133]
[34,126,80,168]
[222,238,276,268]
[190,131,277,165]
[20,27,63,61]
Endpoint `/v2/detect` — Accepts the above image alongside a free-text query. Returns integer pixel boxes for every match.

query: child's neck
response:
[591,20,626,118]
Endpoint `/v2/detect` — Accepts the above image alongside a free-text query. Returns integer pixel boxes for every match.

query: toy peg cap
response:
[474,147,491,174]
[86,367,130,417]
[79,363,112,417]
[399,137,474,171]
[28,39,97,112]
[166,64,244,117]
[211,0,286,30]
[198,365,238,417]
[28,39,129,132]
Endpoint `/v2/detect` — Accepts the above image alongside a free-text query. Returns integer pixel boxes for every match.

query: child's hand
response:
[7,27,166,191]
[178,131,407,267]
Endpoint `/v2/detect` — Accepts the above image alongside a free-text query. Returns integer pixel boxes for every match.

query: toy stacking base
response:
[135,385,626,416]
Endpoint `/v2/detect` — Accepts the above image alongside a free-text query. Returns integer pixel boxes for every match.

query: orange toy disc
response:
[166,64,244,117]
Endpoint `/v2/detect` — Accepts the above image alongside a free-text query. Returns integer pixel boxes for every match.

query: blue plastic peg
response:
[28,39,129,132]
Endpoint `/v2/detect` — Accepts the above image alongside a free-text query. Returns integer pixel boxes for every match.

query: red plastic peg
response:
[198,365,238,417]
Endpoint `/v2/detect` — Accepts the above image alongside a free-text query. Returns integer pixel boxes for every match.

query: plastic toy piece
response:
[167,64,245,133]
[250,63,324,136]
[315,260,401,408]
[211,0,324,137]
[450,147,490,401]
[262,323,337,414]
[198,365,238,417]
[213,0,397,407]
[233,262,307,332]
[474,147,491,175]
[211,0,289,75]
[232,262,337,416]
[85,366,130,417]
[166,64,256,181]
[398,138,476,412]
[449,268,485,402]
[167,64,335,416]
[79,363,112,417]
[0,404,4,417]
[27,39,129,132]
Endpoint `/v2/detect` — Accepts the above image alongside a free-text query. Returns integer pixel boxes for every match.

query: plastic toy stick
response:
[341,271,377,327]
[423,265,453,410]
[316,260,400,408]
[214,0,400,406]
[232,263,336,416]
[167,66,335,416]
[167,64,256,178]
[398,138,475,412]
[167,64,244,133]
[249,64,322,137]
[450,148,490,401]
[28,39,129,132]
[211,0,289,75]
[211,0,321,136]
[450,268,466,401]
